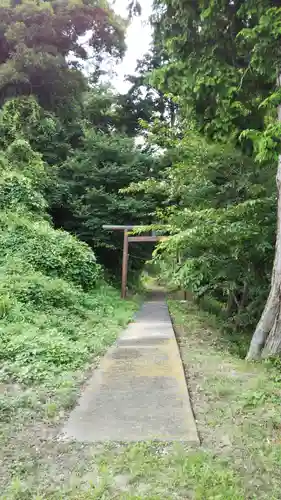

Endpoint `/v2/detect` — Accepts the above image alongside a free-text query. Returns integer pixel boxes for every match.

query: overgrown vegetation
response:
[0,128,137,383]
[0,133,138,496]
[145,134,276,335]
[168,300,281,499]
[2,0,281,357]
[125,0,281,358]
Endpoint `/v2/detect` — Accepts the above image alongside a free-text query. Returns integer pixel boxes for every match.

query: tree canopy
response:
[0,0,125,115]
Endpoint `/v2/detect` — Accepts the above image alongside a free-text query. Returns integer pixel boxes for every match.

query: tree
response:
[150,0,281,358]
[129,131,275,333]
[82,51,176,138]
[238,8,281,358]
[114,48,176,136]
[0,1,171,286]
[0,87,167,283]
[0,0,125,117]
[0,95,80,165]
[49,129,164,279]
[128,0,141,18]
[83,83,158,136]
[150,0,278,143]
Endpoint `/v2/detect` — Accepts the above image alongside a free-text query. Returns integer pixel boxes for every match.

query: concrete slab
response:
[61,300,199,443]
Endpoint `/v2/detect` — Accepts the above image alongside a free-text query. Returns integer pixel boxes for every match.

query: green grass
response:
[0,245,138,499]
[168,300,281,499]
[0,283,137,385]
[2,297,281,499]
[0,283,138,397]
[2,443,245,499]
[0,209,138,387]
[0,283,138,499]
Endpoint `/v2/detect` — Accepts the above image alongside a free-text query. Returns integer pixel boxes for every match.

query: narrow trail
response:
[62,292,199,443]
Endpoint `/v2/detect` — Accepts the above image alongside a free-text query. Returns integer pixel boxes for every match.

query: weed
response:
[0,294,13,319]
[168,299,281,499]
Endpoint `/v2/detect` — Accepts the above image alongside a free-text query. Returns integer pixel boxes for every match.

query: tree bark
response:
[246,138,281,360]
[239,281,249,311]
[226,290,236,316]
[262,298,281,357]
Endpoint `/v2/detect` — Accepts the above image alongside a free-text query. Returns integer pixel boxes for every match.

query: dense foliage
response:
[0,0,142,387]
[148,135,276,331]
[129,0,281,357]
[50,129,163,275]
[0,136,138,384]
[0,95,162,280]
[3,1,281,495]
[150,0,281,147]
[0,0,125,115]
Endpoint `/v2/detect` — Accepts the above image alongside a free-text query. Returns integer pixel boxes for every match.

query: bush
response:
[0,211,102,290]
[150,134,276,332]
[0,125,138,388]
[0,171,47,214]
[0,321,90,382]
[5,139,47,191]
[3,273,78,310]
[0,277,137,383]
[0,294,13,319]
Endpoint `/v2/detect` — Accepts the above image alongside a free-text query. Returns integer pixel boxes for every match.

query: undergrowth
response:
[0,283,136,385]
[168,300,281,499]
[0,209,137,386]
[0,208,138,496]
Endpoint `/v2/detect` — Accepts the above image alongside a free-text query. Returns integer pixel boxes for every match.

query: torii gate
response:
[102,225,167,298]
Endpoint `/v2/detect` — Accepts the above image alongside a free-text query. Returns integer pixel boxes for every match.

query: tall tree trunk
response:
[226,290,236,316]
[246,101,281,359]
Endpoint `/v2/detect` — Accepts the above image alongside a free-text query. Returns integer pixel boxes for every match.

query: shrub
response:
[0,211,102,290]
[0,171,47,214]
[0,294,13,319]
[5,139,47,191]
[3,273,78,310]
[0,322,89,382]
[0,277,137,383]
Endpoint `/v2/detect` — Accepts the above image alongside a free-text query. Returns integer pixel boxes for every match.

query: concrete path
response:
[61,297,199,443]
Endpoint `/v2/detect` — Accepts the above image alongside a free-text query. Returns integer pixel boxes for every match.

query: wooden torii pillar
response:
[102,225,167,298]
